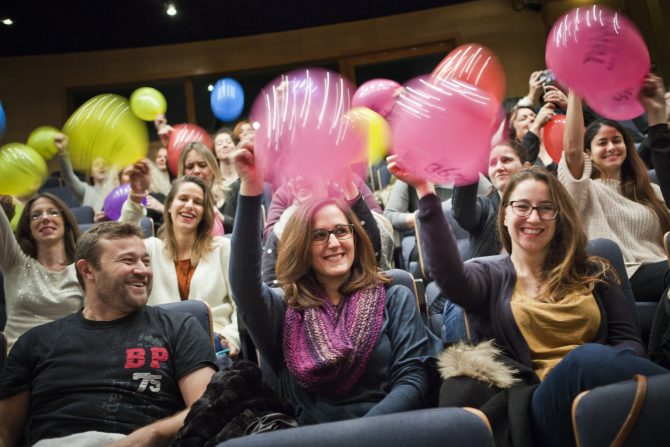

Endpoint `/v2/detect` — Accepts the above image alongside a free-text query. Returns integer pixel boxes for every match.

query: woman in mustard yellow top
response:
[388,159,668,447]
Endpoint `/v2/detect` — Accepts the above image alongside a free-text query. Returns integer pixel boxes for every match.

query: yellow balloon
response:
[27,125,60,161]
[346,107,390,165]
[62,94,148,172]
[130,87,167,121]
[10,199,24,231]
[0,143,48,196]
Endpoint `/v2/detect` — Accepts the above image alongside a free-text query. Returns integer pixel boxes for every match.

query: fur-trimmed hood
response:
[437,340,519,389]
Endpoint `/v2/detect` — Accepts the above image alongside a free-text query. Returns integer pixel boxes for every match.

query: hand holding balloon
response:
[54,133,68,154]
[639,74,667,126]
[128,160,152,202]
[529,103,556,137]
[230,142,263,196]
[543,85,568,110]
[386,154,435,199]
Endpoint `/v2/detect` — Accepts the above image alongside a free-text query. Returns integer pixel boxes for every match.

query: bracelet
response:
[129,191,147,201]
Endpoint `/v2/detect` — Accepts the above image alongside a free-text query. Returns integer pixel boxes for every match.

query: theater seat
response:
[216,407,494,447]
[572,373,670,447]
[155,300,214,348]
[38,186,81,208]
[70,206,94,224]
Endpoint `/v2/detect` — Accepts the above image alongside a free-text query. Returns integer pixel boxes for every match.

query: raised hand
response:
[386,154,435,199]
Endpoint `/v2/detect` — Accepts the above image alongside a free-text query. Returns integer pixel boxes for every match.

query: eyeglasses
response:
[507,201,558,221]
[311,224,354,245]
[30,209,63,221]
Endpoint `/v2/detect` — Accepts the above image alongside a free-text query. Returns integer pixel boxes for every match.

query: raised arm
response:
[563,91,586,179]
[451,182,484,233]
[120,160,151,225]
[0,197,25,273]
[641,74,670,206]
[55,134,87,202]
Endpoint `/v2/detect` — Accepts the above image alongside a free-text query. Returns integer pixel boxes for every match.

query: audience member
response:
[213,127,241,232]
[229,144,440,424]
[389,160,667,447]
[1,193,83,349]
[121,166,240,355]
[0,221,216,447]
[261,174,381,286]
[561,76,670,303]
[150,147,172,196]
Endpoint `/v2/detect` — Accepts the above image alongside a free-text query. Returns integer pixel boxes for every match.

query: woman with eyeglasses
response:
[1,193,83,349]
[388,160,667,447]
[228,144,440,424]
[560,75,670,303]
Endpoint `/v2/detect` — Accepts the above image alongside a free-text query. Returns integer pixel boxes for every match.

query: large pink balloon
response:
[352,79,402,117]
[389,76,499,186]
[585,84,645,121]
[250,68,362,186]
[546,5,649,96]
[167,124,214,177]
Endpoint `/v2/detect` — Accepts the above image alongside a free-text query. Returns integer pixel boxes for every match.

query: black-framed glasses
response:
[311,224,354,245]
[507,201,558,221]
[29,209,63,221]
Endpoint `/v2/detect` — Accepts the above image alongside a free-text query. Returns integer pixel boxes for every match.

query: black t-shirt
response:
[0,306,216,445]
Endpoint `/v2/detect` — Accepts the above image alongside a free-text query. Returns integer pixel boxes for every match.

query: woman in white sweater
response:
[1,193,83,349]
[560,75,670,302]
[120,166,239,354]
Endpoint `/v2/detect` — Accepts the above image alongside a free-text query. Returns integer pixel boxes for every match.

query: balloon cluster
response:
[63,94,148,173]
[546,5,649,120]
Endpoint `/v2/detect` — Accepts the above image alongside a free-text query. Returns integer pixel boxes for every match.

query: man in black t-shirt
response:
[0,222,216,447]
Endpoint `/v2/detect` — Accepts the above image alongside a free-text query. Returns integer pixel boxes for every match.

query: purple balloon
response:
[103,183,146,221]
[352,79,401,117]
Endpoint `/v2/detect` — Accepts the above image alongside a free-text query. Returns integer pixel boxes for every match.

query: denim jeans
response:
[530,343,668,447]
[442,299,468,343]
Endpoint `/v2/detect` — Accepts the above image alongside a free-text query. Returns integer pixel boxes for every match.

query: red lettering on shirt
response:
[124,348,145,368]
[150,347,169,368]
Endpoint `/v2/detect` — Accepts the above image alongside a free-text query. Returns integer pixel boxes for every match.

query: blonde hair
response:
[177,142,228,208]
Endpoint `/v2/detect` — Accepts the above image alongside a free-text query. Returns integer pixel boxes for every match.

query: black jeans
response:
[629,260,670,302]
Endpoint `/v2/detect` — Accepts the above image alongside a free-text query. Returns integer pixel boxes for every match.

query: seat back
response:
[384,268,423,316]
[217,407,494,447]
[139,216,154,238]
[572,373,670,447]
[38,186,81,208]
[155,301,215,348]
[70,206,94,224]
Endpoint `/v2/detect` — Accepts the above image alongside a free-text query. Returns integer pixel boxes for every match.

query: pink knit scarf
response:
[283,284,386,396]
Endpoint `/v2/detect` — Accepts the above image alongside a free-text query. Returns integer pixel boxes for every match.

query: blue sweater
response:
[230,194,440,424]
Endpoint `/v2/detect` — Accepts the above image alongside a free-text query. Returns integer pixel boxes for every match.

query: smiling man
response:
[0,221,216,447]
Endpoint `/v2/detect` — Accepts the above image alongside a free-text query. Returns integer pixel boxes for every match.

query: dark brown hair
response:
[498,167,613,302]
[16,193,80,263]
[584,119,670,235]
[276,198,389,310]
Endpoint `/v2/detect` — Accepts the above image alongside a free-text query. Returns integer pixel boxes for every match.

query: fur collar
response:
[437,340,519,389]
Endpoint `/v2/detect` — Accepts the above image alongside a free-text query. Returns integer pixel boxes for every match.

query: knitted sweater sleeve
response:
[366,285,439,416]
[0,205,25,272]
[119,198,146,225]
[416,193,495,313]
[558,153,592,212]
[230,194,286,368]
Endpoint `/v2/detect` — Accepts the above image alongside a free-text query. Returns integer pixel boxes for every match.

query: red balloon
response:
[167,124,214,177]
[543,114,566,164]
[432,44,506,105]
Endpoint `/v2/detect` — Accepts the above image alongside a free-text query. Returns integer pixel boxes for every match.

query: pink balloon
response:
[389,76,499,186]
[546,5,649,96]
[250,68,362,186]
[167,124,214,177]
[352,79,402,117]
[585,84,645,121]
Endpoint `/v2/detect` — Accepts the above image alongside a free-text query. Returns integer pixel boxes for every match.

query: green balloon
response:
[130,87,167,121]
[62,94,149,172]
[0,143,48,196]
[27,125,60,161]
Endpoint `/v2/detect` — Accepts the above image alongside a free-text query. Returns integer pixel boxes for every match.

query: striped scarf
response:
[283,284,386,396]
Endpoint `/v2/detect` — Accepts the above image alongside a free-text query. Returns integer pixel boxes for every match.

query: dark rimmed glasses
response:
[507,201,558,221]
[311,224,354,245]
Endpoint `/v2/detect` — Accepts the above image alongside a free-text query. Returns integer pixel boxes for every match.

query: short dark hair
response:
[16,193,80,263]
[75,221,144,288]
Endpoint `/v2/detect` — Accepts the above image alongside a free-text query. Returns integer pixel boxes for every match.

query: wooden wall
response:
[0,0,549,147]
